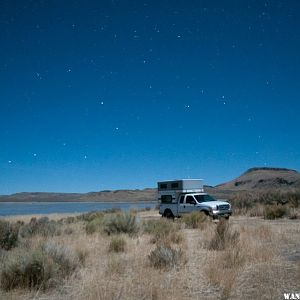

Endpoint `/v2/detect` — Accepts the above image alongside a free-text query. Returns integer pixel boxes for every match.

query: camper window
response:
[161,195,172,203]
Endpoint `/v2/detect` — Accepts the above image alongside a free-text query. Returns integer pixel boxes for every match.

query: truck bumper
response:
[211,210,232,219]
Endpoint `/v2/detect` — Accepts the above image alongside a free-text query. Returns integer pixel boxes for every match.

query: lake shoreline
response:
[0,201,157,217]
[0,200,157,203]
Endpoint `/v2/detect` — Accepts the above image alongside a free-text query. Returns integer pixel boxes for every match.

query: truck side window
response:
[195,195,204,203]
[180,195,184,204]
[186,196,196,204]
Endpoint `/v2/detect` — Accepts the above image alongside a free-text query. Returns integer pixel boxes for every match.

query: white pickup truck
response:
[158,179,232,219]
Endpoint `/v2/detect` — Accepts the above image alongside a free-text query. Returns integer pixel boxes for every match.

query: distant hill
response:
[1,167,299,202]
[215,167,300,191]
[204,167,300,200]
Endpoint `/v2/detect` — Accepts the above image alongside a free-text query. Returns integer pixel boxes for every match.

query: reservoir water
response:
[0,202,157,216]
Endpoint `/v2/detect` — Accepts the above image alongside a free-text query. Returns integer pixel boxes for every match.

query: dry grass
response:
[0,212,299,300]
[108,236,126,253]
[142,218,183,244]
[181,211,208,229]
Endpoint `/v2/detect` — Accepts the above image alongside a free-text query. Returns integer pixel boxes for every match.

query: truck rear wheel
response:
[163,209,174,219]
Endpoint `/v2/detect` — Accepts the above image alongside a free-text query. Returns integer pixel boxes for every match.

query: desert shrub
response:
[63,227,74,235]
[181,211,208,229]
[289,209,299,220]
[248,204,265,217]
[0,241,82,291]
[143,219,182,244]
[19,217,61,238]
[230,192,255,215]
[148,245,183,269]
[288,192,300,208]
[0,248,7,264]
[108,236,126,253]
[263,205,288,220]
[0,220,19,250]
[65,216,76,224]
[208,219,240,251]
[0,248,54,291]
[42,241,79,277]
[103,207,122,214]
[143,219,173,239]
[85,216,105,234]
[78,211,105,222]
[103,213,138,235]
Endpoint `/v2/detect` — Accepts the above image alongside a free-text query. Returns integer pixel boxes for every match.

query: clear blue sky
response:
[0,0,299,194]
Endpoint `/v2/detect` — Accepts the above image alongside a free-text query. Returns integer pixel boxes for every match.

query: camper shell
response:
[158,179,232,219]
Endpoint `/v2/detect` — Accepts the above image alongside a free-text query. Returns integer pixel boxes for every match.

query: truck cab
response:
[158,179,232,219]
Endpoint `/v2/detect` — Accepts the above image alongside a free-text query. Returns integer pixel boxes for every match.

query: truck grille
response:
[218,204,230,210]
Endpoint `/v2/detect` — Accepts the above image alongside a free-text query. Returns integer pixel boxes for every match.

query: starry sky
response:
[1,0,300,194]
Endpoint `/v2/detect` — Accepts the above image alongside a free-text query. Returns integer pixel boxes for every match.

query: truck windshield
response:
[194,194,217,203]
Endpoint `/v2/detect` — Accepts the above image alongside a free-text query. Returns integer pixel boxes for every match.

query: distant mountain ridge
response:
[215,167,300,191]
[0,167,299,202]
[0,189,156,202]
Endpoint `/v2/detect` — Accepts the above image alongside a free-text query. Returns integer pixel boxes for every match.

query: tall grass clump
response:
[181,211,208,229]
[0,220,19,250]
[263,205,288,219]
[208,219,239,251]
[108,236,126,253]
[205,220,245,299]
[0,241,81,291]
[103,213,138,235]
[148,244,184,269]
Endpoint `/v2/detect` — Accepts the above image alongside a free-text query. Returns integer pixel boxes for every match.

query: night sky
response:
[1,1,299,194]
